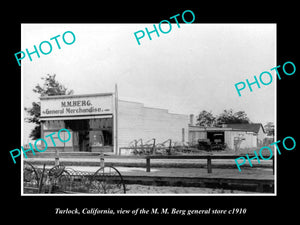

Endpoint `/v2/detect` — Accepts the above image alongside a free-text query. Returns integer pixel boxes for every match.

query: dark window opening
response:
[207,131,225,144]
[65,120,90,152]
[64,118,113,151]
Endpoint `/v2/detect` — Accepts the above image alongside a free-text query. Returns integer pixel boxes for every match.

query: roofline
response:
[188,125,259,132]
[40,92,114,100]
[224,123,266,134]
[119,99,188,117]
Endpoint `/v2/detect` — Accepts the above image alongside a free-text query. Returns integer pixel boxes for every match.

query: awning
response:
[39,115,112,121]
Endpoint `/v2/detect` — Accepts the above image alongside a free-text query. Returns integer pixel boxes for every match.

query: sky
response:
[22,23,276,142]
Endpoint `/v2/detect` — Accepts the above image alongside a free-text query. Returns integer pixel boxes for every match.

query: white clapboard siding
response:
[189,130,207,145]
[118,100,189,148]
[225,131,257,150]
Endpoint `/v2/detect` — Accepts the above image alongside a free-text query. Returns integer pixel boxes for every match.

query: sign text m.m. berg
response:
[61,100,92,107]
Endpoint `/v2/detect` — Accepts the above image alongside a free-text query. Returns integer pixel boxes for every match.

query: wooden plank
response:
[141,154,273,160]
[140,154,274,174]
[143,155,239,159]
[105,154,241,160]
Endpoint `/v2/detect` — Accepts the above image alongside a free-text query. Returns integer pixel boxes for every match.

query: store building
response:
[222,123,267,147]
[188,123,266,151]
[39,91,189,154]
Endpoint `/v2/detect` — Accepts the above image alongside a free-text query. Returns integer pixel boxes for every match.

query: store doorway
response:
[65,119,90,152]
[78,130,90,152]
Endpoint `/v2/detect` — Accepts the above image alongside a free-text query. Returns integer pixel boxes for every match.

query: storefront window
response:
[89,118,112,129]
[90,130,104,146]
[89,118,113,147]
[43,120,65,130]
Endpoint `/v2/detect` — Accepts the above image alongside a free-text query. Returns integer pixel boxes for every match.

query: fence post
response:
[207,156,212,173]
[100,151,105,168]
[167,139,172,155]
[152,138,156,155]
[146,157,151,172]
[55,148,60,166]
[38,164,46,193]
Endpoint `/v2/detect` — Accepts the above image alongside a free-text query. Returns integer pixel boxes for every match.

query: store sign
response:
[41,94,113,117]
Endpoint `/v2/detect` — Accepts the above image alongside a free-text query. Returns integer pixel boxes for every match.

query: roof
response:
[40,92,114,100]
[224,123,265,134]
[189,126,233,132]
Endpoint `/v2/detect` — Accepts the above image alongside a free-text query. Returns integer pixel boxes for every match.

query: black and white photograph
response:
[21,23,276,195]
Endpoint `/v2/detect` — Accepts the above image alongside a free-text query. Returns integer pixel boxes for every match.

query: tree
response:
[24,74,74,140]
[33,74,74,97]
[264,122,274,136]
[196,110,216,127]
[232,111,250,123]
[215,109,250,126]
[24,102,41,139]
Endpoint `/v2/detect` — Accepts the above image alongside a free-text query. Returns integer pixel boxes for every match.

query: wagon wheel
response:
[143,148,152,155]
[62,168,91,193]
[89,166,126,194]
[54,170,73,193]
[47,165,72,193]
[132,148,140,155]
[23,162,40,190]
[48,165,66,178]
